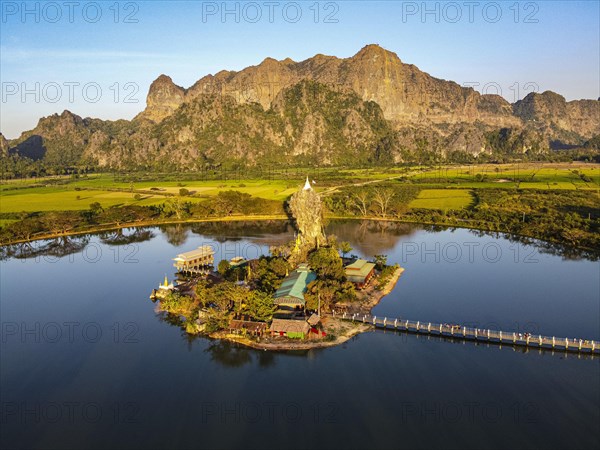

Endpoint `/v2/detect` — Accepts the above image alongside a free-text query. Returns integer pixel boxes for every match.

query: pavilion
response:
[345,259,376,289]
[173,245,215,274]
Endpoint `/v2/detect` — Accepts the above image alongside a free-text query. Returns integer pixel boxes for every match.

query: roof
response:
[230,256,247,266]
[228,320,267,332]
[345,259,376,283]
[270,319,310,334]
[173,245,214,262]
[273,267,317,305]
[307,314,321,326]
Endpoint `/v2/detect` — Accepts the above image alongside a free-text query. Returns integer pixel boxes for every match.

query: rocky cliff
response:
[137,75,186,123]
[140,44,521,129]
[514,91,600,143]
[4,44,598,169]
[0,133,9,157]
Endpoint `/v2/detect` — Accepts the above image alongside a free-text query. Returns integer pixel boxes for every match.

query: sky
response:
[1,0,598,138]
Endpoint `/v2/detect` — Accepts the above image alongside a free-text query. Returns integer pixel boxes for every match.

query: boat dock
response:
[332,311,600,354]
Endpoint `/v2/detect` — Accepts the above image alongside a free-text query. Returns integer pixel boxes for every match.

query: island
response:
[150,177,404,350]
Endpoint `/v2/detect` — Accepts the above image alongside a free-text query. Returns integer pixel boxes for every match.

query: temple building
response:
[345,259,376,289]
[273,264,317,310]
[173,245,215,274]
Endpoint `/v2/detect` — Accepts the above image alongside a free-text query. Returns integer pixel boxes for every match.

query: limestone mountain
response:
[0,133,9,157]
[140,44,521,129]
[84,80,398,168]
[3,44,599,169]
[513,91,600,143]
[137,75,186,123]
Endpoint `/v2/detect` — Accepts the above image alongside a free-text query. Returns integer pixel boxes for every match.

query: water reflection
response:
[205,340,254,367]
[1,220,597,262]
[161,225,189,247]
[0,235,90,260]
[325,220,421,255]
[99,228,155,246]
[374,329,599,360]
[189,220,292,241]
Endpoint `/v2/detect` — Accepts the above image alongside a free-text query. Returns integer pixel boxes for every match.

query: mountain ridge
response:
[4,44,599,170]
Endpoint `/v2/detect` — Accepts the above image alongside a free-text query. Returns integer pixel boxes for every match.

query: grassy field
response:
[0,187,168,212]
[412,164,600,190]
[0,178,299,214]
[1,163,598,215]
[409,189,473,210]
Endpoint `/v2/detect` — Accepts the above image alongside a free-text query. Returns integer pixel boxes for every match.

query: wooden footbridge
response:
[332,311,600,354]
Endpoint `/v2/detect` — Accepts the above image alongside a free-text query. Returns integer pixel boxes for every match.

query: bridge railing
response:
[330,310,599,352]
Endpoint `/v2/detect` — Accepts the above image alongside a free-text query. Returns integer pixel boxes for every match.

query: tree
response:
[158,292,199,322]
[162,198,189,220]
[179,188,190,196]
[372,188,395,218]
[245,291,276,322]
[194,279,211,307]
[305,278,356,312]
[351,190,371,216]
[89,202,103,215]
[373,254,388,271]
[270,244,291,258]
[339,241,352,258]
[308,247,345,280]
[218,259,231,276]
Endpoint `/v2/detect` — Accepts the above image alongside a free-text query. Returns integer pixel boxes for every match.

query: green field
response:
[1,163,598,215]
[412,164,600,190]
[409,189,473,210]
[0,178,300,214]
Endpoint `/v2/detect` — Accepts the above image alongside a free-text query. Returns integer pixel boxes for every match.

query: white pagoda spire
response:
[303,176,312,190]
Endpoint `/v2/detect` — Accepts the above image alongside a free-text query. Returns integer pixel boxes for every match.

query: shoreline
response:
[205,267,404,352]
[209,320,372,351]
[0,215,289,246]
[1,215,595,256]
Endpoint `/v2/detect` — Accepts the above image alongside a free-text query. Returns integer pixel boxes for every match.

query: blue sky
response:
[1,0,598,138]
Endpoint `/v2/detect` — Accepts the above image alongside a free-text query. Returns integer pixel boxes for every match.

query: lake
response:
[1,221,598,449]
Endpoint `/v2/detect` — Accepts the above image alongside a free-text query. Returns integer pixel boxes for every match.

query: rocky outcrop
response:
[0,133,9,157]
[4,45,598,169]
[140,44,521,130]
[137,75,186,123]
[288,179,326,261]
[514,91,600,142]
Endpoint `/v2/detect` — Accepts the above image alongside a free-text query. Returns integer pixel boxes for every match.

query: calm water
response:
[1,221,599,450]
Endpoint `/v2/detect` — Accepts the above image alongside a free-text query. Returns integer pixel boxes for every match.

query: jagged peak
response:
[48,110,83,123]
[352,44,401,62]
[259,57,282,67]
[149,74,185,92]
[520,90,566,103]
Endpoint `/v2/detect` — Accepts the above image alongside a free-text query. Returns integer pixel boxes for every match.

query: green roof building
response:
[273,265,317,308]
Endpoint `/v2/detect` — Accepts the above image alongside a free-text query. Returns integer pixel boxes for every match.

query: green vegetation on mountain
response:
[2,45,598,175]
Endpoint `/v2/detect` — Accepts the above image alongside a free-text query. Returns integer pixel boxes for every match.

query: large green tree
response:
[245,291,277,322]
